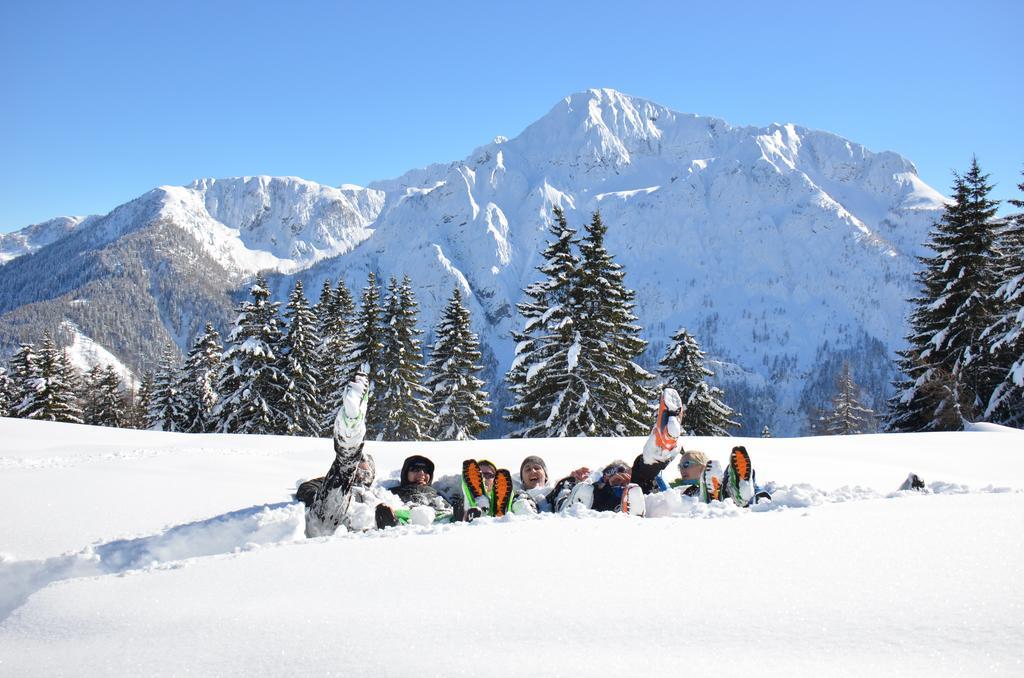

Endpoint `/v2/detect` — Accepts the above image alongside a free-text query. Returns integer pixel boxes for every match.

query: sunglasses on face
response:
[603,465,629,476]
[680,460,700,469]
[408,464,430,474]
[480,469,497,479]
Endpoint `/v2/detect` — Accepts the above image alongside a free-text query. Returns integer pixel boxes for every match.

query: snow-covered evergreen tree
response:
[280,280,322,436]
[983,170,1024,426]
[149,344,184,431]
[0,365,11,417]
[761,425,772,438]
[425,287,491,440]
[889,158,1001,431]
[314,277,354,436]
[377,276,434,441]
[80,365,105,425]
[7,343,38,418]
[821,362,876,434]
[93,366,127,428]
[560,210,654,435]
[179,324,222,433]
[19,333,83,423]
[505,206,582,437]
[134,370,156,429]
[213,273,289,434]
[345,272,386,436]
[659,327,739,436]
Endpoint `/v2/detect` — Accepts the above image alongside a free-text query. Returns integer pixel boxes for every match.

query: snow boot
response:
[563,481,595,511]
[699,460,724,503]
[620,483,646,517]
[726,446,756,508]
[897,473,926,492]
[643,388,684,463]
[492,469,514,517]
[334,372,369,449]
[461,459,490,519]
[375,503,398,529]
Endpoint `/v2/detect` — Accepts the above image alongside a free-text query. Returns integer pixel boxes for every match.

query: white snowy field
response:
[0,417,1022,677]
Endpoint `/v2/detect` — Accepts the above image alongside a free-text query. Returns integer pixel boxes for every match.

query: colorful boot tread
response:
[699,460,723,503]
[728,447,755,507]
[461,459,490,518]
[492,469,514,517]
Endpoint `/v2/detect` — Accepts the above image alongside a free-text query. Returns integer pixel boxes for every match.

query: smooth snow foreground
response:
[0,418,1022,677]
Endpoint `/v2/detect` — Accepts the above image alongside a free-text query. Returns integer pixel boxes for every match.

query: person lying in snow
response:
[304,373,374,538]
[692,445,772,507]
[668,450,709,497]
[550,459,646,515]
[513,455,553,513]
[454,459,516,520]
[375,454,455,527]
[297,453,405,531]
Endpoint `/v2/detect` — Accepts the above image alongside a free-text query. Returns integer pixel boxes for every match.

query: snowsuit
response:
[304,375,371,538]
[304,429,364,538]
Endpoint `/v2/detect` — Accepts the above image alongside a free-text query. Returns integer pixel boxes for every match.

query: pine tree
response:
[7,343,38,418]
[559,210,654,435]
[984,169,1024,426]
[19,333,83,423]
[0,365,11,417]
[93,366,127,428]
[150,344,184,431]
[80,365,105,425]
[506,206,583,437]
[425,287,491,440]
[179,324,222,433]
[314,278,354,436]
[377,276,434,441]
[135,370,156,429]
[761,425,772,438]
[345,272,386,436]
[659,327,739,436]
[280,280,322,436]
[822,362,877,434]
[214,273,289,434]
[889,158,1001,431]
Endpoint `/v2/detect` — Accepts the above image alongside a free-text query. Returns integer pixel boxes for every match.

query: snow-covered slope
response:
[0,216,93,264]
[302,88,949,433]
[0,418,1020,676]
[0,89,949,434]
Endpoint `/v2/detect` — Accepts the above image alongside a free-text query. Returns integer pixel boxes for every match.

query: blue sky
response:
[1,0,1021,232]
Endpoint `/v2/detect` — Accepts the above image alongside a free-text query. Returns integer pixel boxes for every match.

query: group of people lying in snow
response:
[300,375,777,538]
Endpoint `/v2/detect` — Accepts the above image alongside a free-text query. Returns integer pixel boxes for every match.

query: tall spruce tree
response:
[426,287,491,440]
[822,362,876,435]
[377,276,434,441]
[889,158,1001,431]
[659,327,739,436]
[136,370,156,429]
[280,280,322,436]
[214,273,289,434]
[19,334,83,423]
[314,277,355,435]
[80,365,105,425]
[7,343,38,417]
[984,169,1024,425]
[506,206,582,437]
[93,366,127,428]
[345,272,386,436]
[0,365,11,417]
[179,324,222,433]
[560,210,654,435]
[150,344,184,431]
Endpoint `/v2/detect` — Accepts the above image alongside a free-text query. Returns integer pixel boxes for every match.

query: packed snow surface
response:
[0,418,1022,676]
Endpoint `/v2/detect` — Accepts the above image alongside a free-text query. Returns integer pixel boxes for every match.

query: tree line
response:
[7,161,1015,441]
